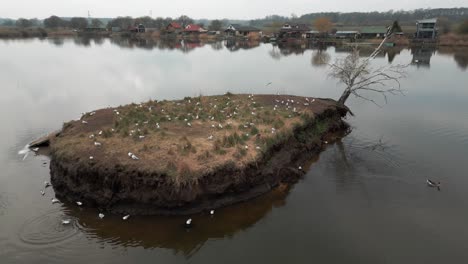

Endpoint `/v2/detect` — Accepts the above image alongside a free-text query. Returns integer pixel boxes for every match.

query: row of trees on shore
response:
[2,8,468,35]
[2,15,226,31]
[10,16,104,29]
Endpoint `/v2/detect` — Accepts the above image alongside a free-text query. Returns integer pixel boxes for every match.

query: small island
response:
[40,94,349,215]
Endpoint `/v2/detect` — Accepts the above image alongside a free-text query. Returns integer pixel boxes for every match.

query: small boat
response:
[426,179,441,190]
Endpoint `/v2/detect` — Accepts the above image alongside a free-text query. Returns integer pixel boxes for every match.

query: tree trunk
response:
[338,88,352,105]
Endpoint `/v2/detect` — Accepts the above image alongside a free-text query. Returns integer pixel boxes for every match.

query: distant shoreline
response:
[1,27,467,47]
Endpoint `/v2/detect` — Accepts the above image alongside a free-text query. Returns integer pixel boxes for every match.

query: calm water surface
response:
[1,38,468,263]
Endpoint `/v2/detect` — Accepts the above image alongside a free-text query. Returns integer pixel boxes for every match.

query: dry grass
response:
[0,27,47,38]
[53,94,338,184]
[439,33,468,46]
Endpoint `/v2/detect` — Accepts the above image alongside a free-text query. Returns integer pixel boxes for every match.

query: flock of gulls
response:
[24,94,444,228]
[80,94,323,165]
[41,179,214,227]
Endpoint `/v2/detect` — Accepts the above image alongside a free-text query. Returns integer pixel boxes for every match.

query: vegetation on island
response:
[53,94,341,185]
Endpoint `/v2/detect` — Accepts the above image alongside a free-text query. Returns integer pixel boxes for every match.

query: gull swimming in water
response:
[62,219,71,225]
[427,179,441,191]
[51,198,60,204]
[76,201,83,206]
[40,190,45,196]
[44,181,51,188]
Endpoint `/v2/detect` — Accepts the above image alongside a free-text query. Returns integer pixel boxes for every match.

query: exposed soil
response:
[45,94,350,215]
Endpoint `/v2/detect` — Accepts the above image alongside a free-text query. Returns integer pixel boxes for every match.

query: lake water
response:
[1,37,468,263]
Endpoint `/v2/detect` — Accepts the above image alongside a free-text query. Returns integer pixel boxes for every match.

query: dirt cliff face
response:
[50,107,349,216]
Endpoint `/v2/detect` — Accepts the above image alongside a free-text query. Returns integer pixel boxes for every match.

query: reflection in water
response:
[225,39,260,52]
[386,47,405,63]
[438,46,468,70]
[48,38,65,46]
[52,36,468,70]
[268,45,282,60]
[1,38,468,263]
[56,185,292,257]
[209,41,223,51]
[411,47,436,68]
[311,49,331,66]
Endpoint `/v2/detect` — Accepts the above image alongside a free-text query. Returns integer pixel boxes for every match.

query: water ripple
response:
[18,208,81,247]
[0,192,10,216]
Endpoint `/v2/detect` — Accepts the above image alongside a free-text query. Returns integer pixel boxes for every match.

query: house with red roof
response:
[183,24,208,35]
[166,22,182,33]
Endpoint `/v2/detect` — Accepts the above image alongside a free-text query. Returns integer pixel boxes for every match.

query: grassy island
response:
[45,94,349,215]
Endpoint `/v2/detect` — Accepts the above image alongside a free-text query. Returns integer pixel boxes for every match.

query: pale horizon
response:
[1,0,467,20]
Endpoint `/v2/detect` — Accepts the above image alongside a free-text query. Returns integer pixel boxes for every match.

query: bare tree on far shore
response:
[329,21,408,108]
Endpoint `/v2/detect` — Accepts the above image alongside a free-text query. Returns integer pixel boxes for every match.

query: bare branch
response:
[329,46,408,107]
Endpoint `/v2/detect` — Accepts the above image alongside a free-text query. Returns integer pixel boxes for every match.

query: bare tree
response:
[329,21,407,108]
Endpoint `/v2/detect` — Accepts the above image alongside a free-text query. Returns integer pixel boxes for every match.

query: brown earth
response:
[45,94,350,215]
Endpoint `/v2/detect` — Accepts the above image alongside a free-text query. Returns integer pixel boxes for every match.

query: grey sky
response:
[1,0,466,19]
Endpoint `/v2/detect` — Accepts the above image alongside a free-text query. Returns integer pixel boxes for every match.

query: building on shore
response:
[305,30,320,39]
[360,27,388,39]
[166,22,182,34]
[279,23,311,39]
[225,24,262,38]
[335,30,360,39]
[415,18,438,39]
[183,24,208,36]
[129,24,145,33]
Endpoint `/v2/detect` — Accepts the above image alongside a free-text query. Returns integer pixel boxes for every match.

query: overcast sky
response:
[1,0,467,19]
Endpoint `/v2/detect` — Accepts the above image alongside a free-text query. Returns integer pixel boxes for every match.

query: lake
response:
[1,37,468,263]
